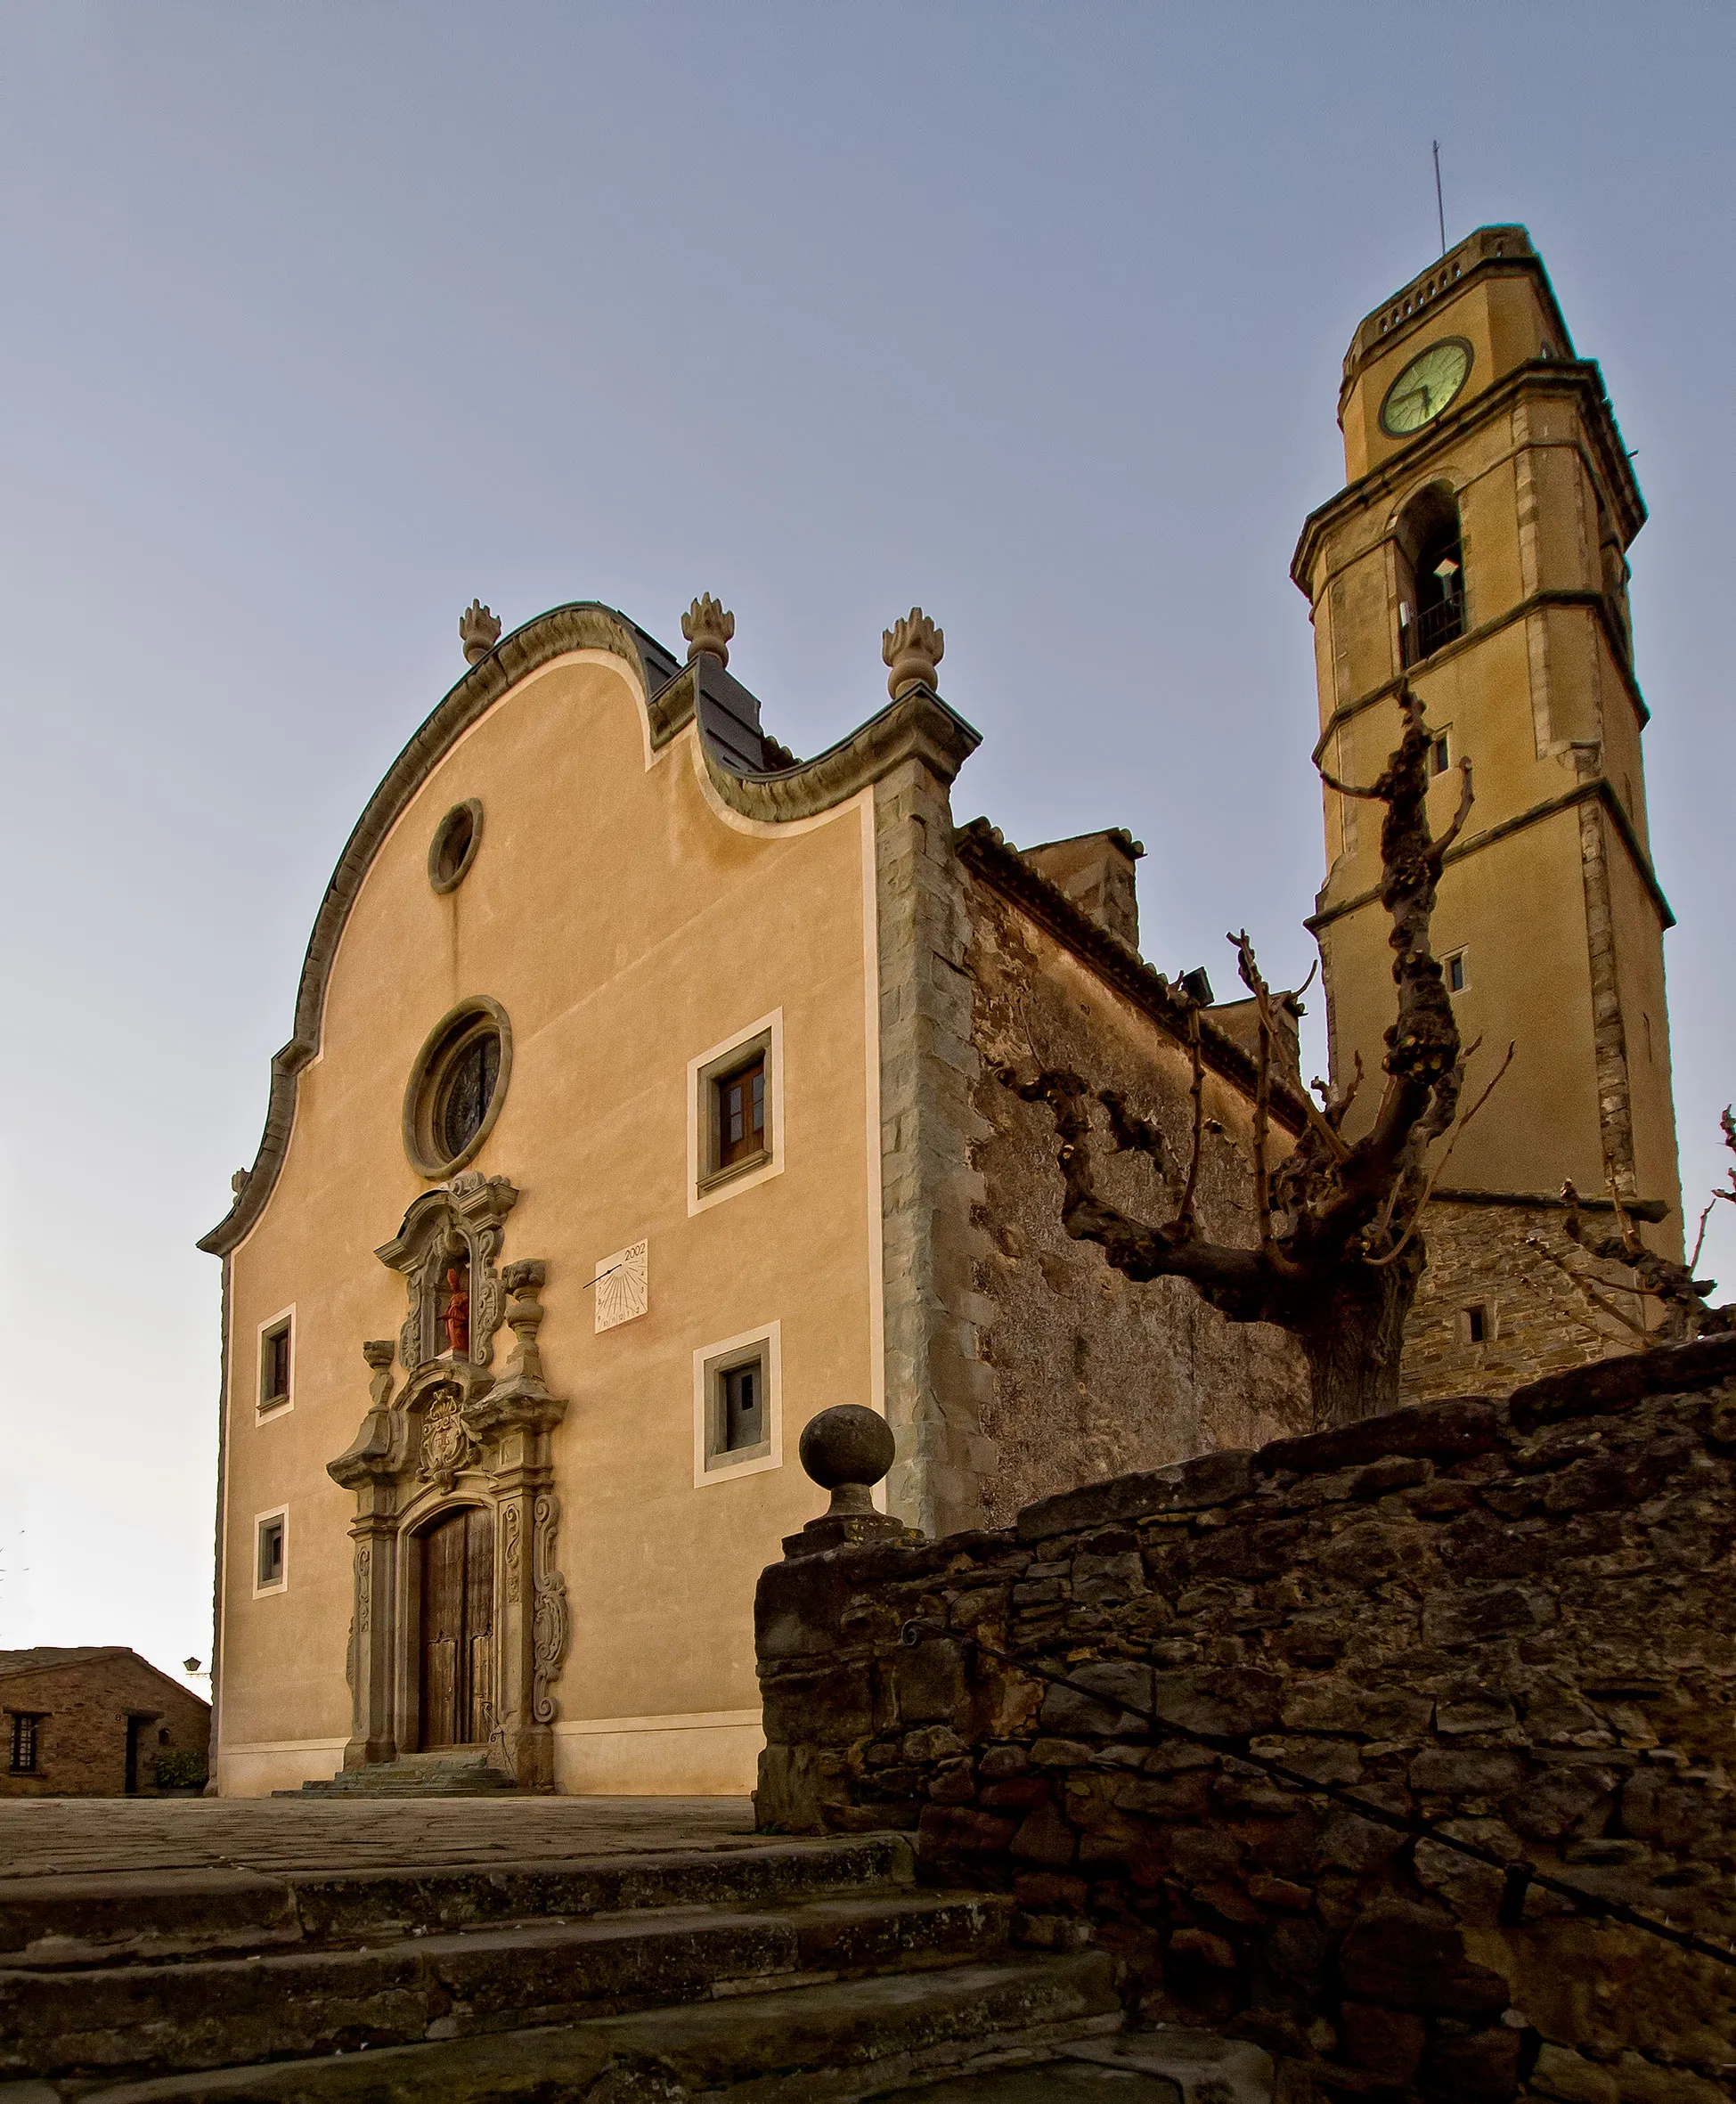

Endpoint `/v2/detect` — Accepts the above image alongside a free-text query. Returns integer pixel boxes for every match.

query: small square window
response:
[257,1311,294,1412]
[721,1359,765,1452]
[9,1713,41,1775]
[693,1324,782,1483]
[1446,952,1467,994]
[256,1512,287,1592]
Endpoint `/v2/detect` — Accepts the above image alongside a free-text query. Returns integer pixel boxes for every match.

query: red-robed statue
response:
[444,1266,470,1357]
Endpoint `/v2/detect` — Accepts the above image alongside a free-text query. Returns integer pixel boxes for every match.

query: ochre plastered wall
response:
[965,880,1308,1526]
[217,650,877,1795]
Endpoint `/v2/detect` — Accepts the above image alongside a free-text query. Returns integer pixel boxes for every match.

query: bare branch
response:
[1432,756,1475,859]
[1319,769,1383,801]
[1001,1064,1275,1317]
[1364,1040,1516,1269]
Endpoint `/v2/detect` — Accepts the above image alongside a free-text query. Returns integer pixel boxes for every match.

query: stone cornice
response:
[1307,775,1675,936]
[1306,587,1650,747]
[700,682,981,823]
[1429,1186,1668,1223]
[200,607,982,1258]
[954,819,1309,1138]
[1292,360,1646,592]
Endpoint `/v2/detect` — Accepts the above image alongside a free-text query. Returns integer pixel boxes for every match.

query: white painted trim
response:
[552,1708,762,1736]
[858,794,885,1427]
[255,1303,297,1420]
[687,1010,785,1215]
[220,1735,350,1756]
[252,1505,289,1597]
[692,1321,782,1486]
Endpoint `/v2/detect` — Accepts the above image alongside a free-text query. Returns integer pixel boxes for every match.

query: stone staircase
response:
[281,1750,529,1798]
[0,1830,1274,2101]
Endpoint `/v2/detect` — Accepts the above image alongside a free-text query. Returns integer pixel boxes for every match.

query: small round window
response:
[428,799,483,894]
[403,999,512,1177]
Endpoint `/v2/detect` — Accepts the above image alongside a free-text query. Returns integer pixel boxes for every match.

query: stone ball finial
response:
[883,608,943,699]
[681,594,735,668]
[799,1405,897,1519]
[460,599,503,665]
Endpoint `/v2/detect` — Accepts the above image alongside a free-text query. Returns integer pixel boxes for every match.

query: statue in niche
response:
[444,1262,470,1357]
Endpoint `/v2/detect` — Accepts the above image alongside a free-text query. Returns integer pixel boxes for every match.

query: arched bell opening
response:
[1394,482,1465,666]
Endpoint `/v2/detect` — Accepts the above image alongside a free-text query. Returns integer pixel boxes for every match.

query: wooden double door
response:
[418,1506,494,1749]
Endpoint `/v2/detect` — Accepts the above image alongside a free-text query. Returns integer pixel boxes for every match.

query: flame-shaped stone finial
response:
[681,594,735,668]
[882,608,943,699]
[460,599,502,665]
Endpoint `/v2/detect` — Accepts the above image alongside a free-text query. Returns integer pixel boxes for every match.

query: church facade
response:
[201,226,1683,1798]
[200,600,1307,1798]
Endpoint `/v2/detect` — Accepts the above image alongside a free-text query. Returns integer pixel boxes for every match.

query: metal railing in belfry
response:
[1401,594,1464,666]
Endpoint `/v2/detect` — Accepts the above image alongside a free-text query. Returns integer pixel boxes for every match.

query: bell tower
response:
[1292,225,1682,1237]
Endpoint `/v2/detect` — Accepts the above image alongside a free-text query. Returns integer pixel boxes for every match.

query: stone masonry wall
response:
[965,875,1309,1526]
[1402,1200,1632,1407]
[0,1653,210,1798]
[756,1336,1736,2103]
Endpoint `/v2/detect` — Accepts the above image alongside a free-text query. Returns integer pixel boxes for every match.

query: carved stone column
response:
[330,1341,403,1768]
[465,1260,567,1788]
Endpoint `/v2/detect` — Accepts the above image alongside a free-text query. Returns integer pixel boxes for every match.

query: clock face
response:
[1379,337,1473,436]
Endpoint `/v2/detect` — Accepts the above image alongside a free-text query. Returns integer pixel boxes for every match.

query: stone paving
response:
[0,1795,756,1880]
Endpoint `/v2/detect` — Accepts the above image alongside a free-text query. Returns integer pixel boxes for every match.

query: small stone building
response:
[0,1649,210,1798]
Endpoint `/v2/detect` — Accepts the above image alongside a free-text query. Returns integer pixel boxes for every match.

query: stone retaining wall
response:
[754,1337,1736,2102]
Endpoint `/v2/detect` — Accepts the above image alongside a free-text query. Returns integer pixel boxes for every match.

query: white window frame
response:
[688,1010,785,1215]
[692,1321,782,1486]
[253,1506,289,1596]
[256,1305,296,1419]
[1444,949,1469,994]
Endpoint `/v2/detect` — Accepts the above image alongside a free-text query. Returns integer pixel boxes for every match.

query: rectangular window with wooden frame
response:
[715,1056,767,1172]
[689,1014,783,1209]
[257,1309,294,1415]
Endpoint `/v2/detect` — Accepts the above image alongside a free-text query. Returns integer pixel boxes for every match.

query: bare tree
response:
[1527,1112,1736,1346]
[1005,686,1510,1430]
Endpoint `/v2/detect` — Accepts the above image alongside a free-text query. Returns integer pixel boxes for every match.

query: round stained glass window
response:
[403,999,512,1176]
[438,1029,501,1161]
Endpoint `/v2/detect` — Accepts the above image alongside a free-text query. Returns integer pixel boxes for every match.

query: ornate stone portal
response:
[329,1173,567,1787]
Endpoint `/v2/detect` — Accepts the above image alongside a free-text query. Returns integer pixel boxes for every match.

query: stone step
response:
[0,1835,910,1972]
[282,1753,526,1799]
[48,1950,1128,2104]
[0,1887,1014,2084]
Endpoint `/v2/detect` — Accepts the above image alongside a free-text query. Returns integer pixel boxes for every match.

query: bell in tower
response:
[1292,225,1683,1397]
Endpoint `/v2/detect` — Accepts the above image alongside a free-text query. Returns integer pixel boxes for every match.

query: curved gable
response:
[200,602,980,1256]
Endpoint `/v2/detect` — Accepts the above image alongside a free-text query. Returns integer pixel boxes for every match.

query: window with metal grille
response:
[9,1714,41,1774]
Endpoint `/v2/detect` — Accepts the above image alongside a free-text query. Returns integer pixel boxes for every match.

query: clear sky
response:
[4,3,1732,1689]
